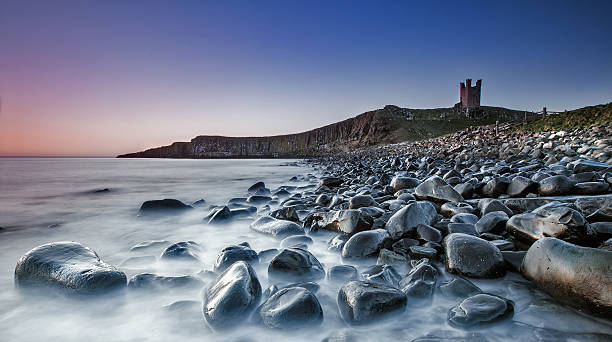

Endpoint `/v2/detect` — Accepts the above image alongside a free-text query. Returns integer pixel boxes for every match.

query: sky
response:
[1,0,611,157]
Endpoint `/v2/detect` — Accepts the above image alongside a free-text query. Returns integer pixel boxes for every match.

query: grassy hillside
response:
[381,105,525,143]
[518,102,612,132]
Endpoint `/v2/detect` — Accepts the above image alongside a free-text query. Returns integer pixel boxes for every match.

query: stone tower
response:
[459,78,481,115]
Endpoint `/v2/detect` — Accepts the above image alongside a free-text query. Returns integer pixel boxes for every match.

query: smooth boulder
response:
[214,243,259,272]
[385,201,437,239]
[521,237,612,316]
[202,261,261,331]
[15,241,127,294]
[250,216,303,237]
[257,287,323,329]
[443,233,506,278]
[447,293,514,327]
[342,229,391,258]
[268,248,325,282]
[337,281,407,325]
[415,176,464,203]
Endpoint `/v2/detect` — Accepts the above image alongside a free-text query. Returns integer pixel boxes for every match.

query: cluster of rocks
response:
[13,124,612,339]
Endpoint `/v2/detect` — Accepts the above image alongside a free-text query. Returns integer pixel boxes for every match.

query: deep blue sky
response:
[1,0,611,156]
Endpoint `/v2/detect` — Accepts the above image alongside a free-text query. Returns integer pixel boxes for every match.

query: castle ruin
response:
[455,78,482,117]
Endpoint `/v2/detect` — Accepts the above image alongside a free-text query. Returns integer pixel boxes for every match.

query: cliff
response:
[117,105,526,158]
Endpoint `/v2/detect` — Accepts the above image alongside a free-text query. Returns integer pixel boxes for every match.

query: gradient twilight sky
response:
[1,1,611,156]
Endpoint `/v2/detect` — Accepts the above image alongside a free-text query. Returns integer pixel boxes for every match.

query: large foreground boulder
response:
[521,238,612,316]
[202,261,261,331]
[337,281,407,325]
[257,287,323,329]
[15,241,127,294]
[443,233,506,278]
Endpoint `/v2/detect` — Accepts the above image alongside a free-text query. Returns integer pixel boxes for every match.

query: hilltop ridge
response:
[117,105,525,158]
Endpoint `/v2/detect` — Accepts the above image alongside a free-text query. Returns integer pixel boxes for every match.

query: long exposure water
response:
[0,158,610,342]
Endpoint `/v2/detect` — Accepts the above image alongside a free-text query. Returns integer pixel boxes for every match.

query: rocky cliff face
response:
[117,105,526,158]
[118,106,411,158]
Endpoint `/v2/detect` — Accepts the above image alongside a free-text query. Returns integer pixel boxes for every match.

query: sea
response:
[0,158,610,342]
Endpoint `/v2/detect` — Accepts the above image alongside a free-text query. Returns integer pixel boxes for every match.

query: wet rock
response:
[328,234,350,251]
[450,213,479,225]
[14,241,127,294]
[128,273,203,290]
[538,175,576,196]
[268,248,325,282]
[349,195,376,209]
[376,249,409,272]
[361,264,402,287]
[571,159,611,173]
[250,216,304,237]
[574,196,612,217]
[390,176,420,192]
[522,237,612,316]
[416,224,442,242]
[591,222,612,240]
[475,211,509,234]
[491,239,515,251]
[506,205,592,245]
[161,241,202,261]
[483,178,511,198]
[214,243,259,272]
[280,235,313,248]
[501,250,526,272]
[507,176,538,197]
[440,202,474,217]
[342,229,391,258]
[139,199,193,214]
[438,277,482,298]
[202,261,261,331]
[328,265,358,282]
[207,206,232,224]
[247,195,272,205]
[454,182,475,199]
[479,199,513,217]
[316,194,332,206]
[258,248,279,263]
[408,245,437,259]
[269,207,300,222]
[320,177,344,187]
[443,233,506,278]
[257,287,323,329]
[415,176,464,203]
[248,181,268,195]
[385,201,437,239]
[447,293,514,327]
[337,281,407,325]
[399,260,436,300]
[317,210,374,235]
[130,240,168,251]
[575,182,610,195]
[447,223,478,236]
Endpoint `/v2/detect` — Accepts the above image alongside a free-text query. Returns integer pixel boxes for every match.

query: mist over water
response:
[0,158,611,342]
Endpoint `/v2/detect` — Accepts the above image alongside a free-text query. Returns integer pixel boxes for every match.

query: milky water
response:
[0,158,610,342]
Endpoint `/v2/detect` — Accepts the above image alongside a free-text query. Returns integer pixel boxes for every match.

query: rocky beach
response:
[7,121,612,341]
